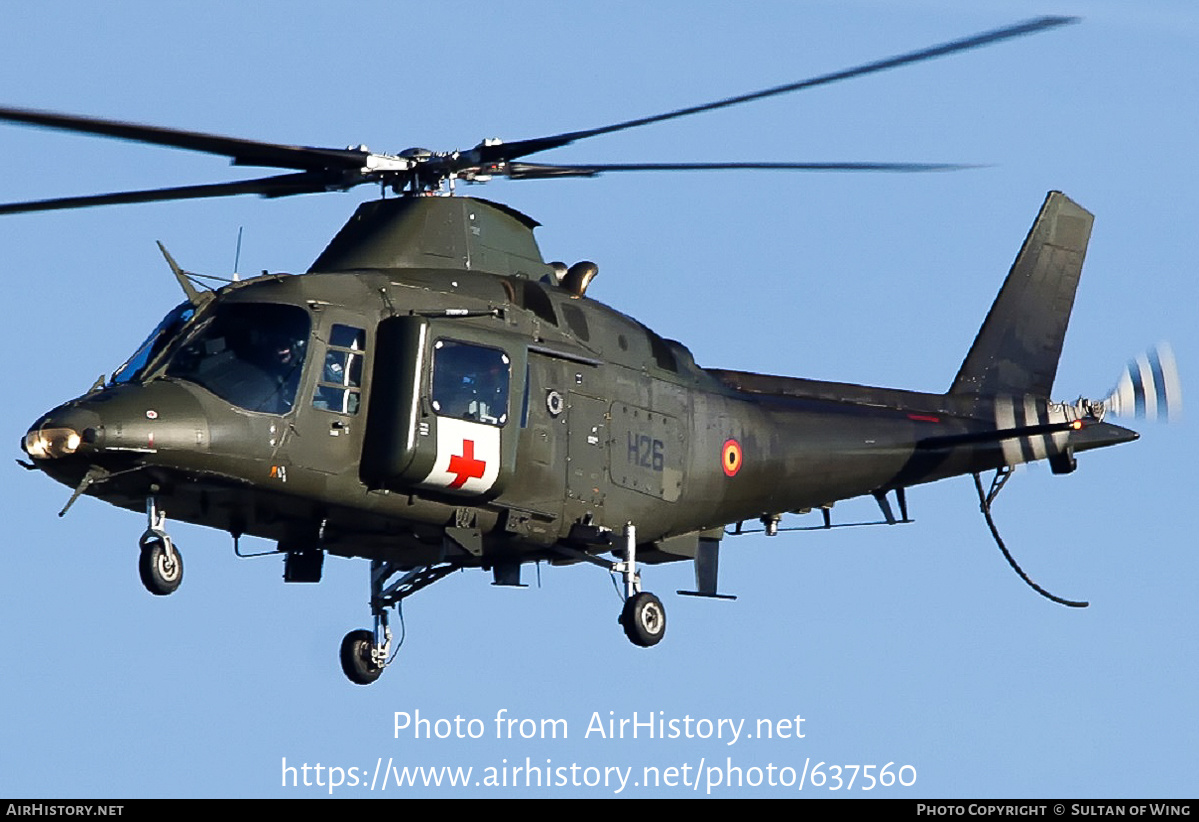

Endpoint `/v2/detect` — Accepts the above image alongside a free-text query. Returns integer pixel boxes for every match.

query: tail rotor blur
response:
[1096,343,1182,423]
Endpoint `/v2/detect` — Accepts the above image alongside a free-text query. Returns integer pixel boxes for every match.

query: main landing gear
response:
[336,523,669,684]
[138,497,182,596]
[615,523,666,647]
[558,522,668,649]
[340,560,458,685]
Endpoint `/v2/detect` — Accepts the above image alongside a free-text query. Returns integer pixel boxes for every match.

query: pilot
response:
[264,334,305,412]
[275,341,295,367]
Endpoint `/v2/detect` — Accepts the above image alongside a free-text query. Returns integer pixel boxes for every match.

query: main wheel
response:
[138,539,183,596]
[620,591,666,647]
[340,629,384,685]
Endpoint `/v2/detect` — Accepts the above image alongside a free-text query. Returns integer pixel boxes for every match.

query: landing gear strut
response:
[558,527,671,651]
[614,523,666,647]
[339,560,457,685]
[138,497,182,596]
[560,522,669,648]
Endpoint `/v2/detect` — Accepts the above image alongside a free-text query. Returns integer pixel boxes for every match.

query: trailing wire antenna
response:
[972,471,1088,608]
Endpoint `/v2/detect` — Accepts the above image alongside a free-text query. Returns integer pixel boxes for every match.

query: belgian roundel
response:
[721,439,743,477]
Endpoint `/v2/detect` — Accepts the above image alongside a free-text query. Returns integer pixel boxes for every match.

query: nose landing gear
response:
[138,497,182,596]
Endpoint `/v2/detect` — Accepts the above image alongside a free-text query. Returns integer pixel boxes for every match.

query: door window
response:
[430,340,510,425]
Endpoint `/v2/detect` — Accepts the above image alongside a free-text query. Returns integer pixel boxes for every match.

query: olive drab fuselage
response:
[23,193,1146,685]
[25,195,1137,577]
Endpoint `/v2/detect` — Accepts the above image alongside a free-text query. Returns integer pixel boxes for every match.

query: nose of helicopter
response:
[23,381,212,467]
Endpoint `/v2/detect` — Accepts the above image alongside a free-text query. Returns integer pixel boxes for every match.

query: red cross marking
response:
[447,438,486,489]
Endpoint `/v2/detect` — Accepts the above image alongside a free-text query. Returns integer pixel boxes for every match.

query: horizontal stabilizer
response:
[950,191,1092,398]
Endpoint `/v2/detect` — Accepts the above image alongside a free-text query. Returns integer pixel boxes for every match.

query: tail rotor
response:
[1100,343,1182,423]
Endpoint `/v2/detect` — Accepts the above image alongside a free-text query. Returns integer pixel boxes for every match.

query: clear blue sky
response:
[1,0,1194,798]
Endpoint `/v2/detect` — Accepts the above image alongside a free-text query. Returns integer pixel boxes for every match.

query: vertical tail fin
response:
[950,191,1093,398]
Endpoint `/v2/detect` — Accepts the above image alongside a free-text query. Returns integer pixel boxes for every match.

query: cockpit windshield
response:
[165,302,311,415]
[110,302,196,386]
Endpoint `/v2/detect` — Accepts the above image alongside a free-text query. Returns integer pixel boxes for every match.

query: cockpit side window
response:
[430,340,510,426]
[165,302,311,415]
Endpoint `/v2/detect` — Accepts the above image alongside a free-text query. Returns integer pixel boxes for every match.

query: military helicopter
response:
[10,16,1180,685]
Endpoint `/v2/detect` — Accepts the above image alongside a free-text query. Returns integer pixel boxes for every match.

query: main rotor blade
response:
[479,16,1077,164]
[0,172,338,214]
[503,161,978,179]
[0,105,371,171]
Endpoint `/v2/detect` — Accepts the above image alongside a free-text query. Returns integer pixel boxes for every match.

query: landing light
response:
[24,427,82,459]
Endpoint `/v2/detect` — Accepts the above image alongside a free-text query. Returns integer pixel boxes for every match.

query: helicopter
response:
[10,16,1180,686]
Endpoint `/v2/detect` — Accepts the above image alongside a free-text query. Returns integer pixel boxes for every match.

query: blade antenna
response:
[971,470,1088,608]
[233,225,243,276]
[233,226,243,279]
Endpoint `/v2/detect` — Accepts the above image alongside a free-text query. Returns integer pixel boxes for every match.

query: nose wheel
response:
[139,537,183,595]
[138,497,182,596]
